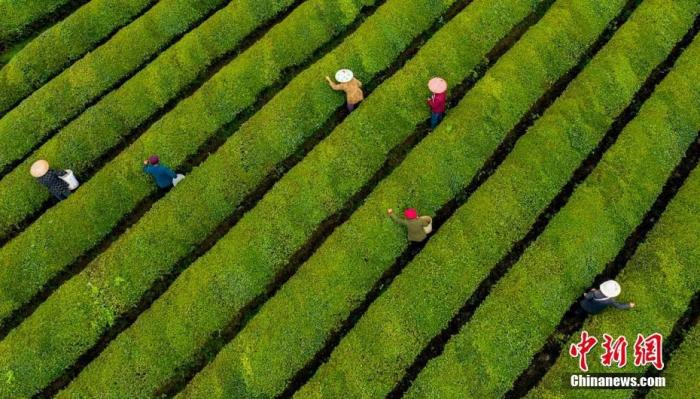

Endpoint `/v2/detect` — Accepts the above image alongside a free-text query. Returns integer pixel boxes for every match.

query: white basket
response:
[172,174,185,186]
[422,216,433,234]
[59,169,80,191]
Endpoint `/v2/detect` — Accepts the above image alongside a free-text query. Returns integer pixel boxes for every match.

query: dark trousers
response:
[52,190,71,201]
[431,112,444,128]
[347,101,360,113]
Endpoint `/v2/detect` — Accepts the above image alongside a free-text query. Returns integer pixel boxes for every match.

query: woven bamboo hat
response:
[30,160,49,178]
[335,69,354,83]
[428,77,447,94]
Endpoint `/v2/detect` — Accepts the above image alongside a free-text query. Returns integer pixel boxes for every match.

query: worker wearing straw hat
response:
[143,155,184,189]
[30,160,74,200]
[580,280,635,314]
[387,207,432,243]
[326,69,363,112]
[427,77,447,129]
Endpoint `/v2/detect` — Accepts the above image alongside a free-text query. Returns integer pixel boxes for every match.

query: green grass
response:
[0,0,227,175]
[647,322,700,399]
[527,167,700,399]
[0,0,157,115]
[0,0,455,397]
[293,1,699,397]
[0,0,366,324]
[404,32,700,399]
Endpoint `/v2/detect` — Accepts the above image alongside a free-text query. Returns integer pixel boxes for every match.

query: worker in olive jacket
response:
[387,208,432,243]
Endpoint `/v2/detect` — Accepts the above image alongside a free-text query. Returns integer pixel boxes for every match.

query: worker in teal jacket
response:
[143,155,177,189]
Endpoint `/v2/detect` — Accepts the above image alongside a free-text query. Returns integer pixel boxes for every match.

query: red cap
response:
[148,155,160,165]
[404,208,418,219]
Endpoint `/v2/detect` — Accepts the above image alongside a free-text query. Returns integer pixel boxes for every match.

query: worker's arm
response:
[389,213,407,226]
[610,299,634,310]
[325,76,342,90]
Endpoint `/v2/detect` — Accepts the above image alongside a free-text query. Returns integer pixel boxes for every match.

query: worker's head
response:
[30,159,49,177]
[404,208,418,220]
[148,155,160,165]
[599,280,621,298]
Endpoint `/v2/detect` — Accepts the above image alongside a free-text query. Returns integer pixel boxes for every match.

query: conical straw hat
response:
[30,160,49,178]
[428,77,447,94]
[335,69,354,83]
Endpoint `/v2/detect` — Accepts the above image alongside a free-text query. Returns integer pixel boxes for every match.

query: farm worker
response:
[30,159,76,201]
[427,77,447,129]
[326,69,363,112]
[387,208,432,243]
[142,155,185,189]
[580,280,635,315]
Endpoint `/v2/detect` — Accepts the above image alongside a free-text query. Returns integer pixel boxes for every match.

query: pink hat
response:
[428,77,447,94]
[148,155,160,165]
[404,208,418,220]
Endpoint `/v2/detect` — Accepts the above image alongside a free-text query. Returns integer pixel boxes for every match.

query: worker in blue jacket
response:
[143,155,179,189]
[580,280,635,314]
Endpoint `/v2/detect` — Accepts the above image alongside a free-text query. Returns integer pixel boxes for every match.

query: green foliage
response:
[527,165,700,398]
[0,0,301,320]
[0,0,227,177]
[0,0,450,396]
[50,0,478,397]
[0,0,156,114]
[647,323,700,399]
[0,0,72,44]
[294,1,699,398]
[44,0,633,396]
[405,32,700,399]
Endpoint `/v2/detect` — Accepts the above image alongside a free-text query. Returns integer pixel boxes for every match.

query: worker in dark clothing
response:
[387,208,432,243]
[580,280,635,315]
[427,77,447,129]
[31,159,72,200]
[143,155,181,189]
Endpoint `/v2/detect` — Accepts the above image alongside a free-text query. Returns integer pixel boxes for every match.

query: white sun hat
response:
[30,160,49,178]
[600,280,621,298]
[335,69,354,83]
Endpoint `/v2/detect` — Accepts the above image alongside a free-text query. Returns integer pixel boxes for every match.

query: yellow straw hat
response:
[30,160,49,178]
